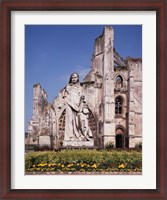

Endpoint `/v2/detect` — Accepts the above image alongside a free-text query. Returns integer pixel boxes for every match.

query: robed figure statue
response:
[63,72,93,141]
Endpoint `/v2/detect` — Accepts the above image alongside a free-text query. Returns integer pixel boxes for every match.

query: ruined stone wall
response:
[28,84,48,138]
[27,84,57,147]
[133,61,142,138]
[92,35,104,75]
[127,59,142,147]
[32,83,48,118]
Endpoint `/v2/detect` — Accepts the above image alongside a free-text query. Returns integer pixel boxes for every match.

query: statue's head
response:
[69,72,79,84]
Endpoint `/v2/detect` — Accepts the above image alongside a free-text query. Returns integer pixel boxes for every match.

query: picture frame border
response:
[0,0,166,199]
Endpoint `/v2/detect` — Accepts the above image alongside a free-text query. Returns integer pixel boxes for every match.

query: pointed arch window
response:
[115,96,123,115]
[115,75,123,89]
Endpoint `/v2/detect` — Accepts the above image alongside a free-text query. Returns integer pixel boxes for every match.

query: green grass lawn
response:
[25,149,142,173]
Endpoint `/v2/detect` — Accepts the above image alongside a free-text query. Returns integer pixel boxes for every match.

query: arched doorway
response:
[116,134,124,148]
[116,127,125,148]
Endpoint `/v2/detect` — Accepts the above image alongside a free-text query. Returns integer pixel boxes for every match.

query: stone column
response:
[128,61,135,147]
[102,26,115,146]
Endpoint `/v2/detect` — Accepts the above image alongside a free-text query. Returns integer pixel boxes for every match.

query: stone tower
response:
[102,26,115,146]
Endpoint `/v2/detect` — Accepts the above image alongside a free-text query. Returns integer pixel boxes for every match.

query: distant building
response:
[26,26,142,149]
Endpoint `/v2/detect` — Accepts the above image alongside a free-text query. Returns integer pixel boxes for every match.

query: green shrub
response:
[105,142,115,150]
[25,149,142,173]
[135,142,142,150]
[25,144,38,151]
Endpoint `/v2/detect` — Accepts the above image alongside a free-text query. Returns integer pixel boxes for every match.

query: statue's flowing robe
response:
[64,83,83,140]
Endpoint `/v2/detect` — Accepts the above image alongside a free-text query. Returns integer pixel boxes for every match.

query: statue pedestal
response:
[63,140,94,147]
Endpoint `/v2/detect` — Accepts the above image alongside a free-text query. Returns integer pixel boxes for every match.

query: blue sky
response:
[25,25,142,131]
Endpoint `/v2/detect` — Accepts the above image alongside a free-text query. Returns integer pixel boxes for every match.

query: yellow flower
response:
[67,164,74,167]
[61,164,64,168]
[91,164,97,168]
[118,164,125,169]
[38,163,47,167]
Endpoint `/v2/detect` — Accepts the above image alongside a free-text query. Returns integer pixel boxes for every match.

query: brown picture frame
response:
[0,0,166,199]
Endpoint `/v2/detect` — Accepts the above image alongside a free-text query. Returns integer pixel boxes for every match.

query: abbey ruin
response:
[26,26,142,149]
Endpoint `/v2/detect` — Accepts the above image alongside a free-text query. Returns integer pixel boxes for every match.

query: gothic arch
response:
[58,109,66,141]
[114,73,126,81]
[116,74,123,81]
[56,104,66,120]
[115,125,125,148]
[115,74,123,89]
[88,109,97,139]
[115,125,128,148]
[115,125,126,133]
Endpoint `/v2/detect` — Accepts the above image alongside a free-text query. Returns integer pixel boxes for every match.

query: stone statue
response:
[78,96,93,141]
[63,72,93,141]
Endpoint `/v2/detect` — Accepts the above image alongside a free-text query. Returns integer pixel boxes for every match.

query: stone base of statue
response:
[39,135,51,147]
[63,139,94,147]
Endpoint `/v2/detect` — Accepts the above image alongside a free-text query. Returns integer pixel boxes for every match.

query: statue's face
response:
[71,74,79,83]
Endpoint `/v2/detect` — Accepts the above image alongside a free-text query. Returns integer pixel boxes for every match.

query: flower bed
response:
[25,149,142,173]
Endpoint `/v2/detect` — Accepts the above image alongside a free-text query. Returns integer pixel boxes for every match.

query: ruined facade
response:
[26,26,142,149]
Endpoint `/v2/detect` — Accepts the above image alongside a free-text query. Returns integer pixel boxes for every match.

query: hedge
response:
[25,149,142,173]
